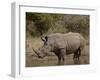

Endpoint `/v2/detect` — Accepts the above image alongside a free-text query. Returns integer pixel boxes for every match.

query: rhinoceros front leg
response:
[58,48,66,65]
[58,55,62,65]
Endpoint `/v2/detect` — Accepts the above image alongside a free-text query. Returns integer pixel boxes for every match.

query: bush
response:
[26,12,89,38]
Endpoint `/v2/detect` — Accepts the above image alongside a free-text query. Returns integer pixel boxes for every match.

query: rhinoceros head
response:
[33,36,52,58]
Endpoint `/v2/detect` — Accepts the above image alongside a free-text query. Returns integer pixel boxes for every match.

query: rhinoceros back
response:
[46,32,86,53]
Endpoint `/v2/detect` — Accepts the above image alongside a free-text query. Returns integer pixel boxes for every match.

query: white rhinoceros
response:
[33,32,86,64]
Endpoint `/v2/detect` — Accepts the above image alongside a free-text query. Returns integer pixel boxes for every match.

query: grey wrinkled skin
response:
[33,32,86,65]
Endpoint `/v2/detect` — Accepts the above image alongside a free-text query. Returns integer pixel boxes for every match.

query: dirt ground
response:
[26,37,89,67]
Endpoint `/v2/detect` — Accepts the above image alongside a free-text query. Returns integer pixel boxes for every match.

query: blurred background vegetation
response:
[26,12,89,38]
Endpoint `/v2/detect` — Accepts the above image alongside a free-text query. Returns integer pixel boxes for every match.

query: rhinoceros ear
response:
[45,36,48,41]
[41,36,46,42]
[41,36,48,42]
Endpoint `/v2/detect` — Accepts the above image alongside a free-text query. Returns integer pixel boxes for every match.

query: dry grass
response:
[26,37,43,55]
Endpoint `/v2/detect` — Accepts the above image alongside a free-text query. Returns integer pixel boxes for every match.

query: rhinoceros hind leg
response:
[73,47,81,61]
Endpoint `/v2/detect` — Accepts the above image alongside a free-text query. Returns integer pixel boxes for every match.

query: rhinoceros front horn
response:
[32,48,39,57]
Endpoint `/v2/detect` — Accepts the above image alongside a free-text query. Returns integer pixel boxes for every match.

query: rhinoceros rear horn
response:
[32,48,39,57]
